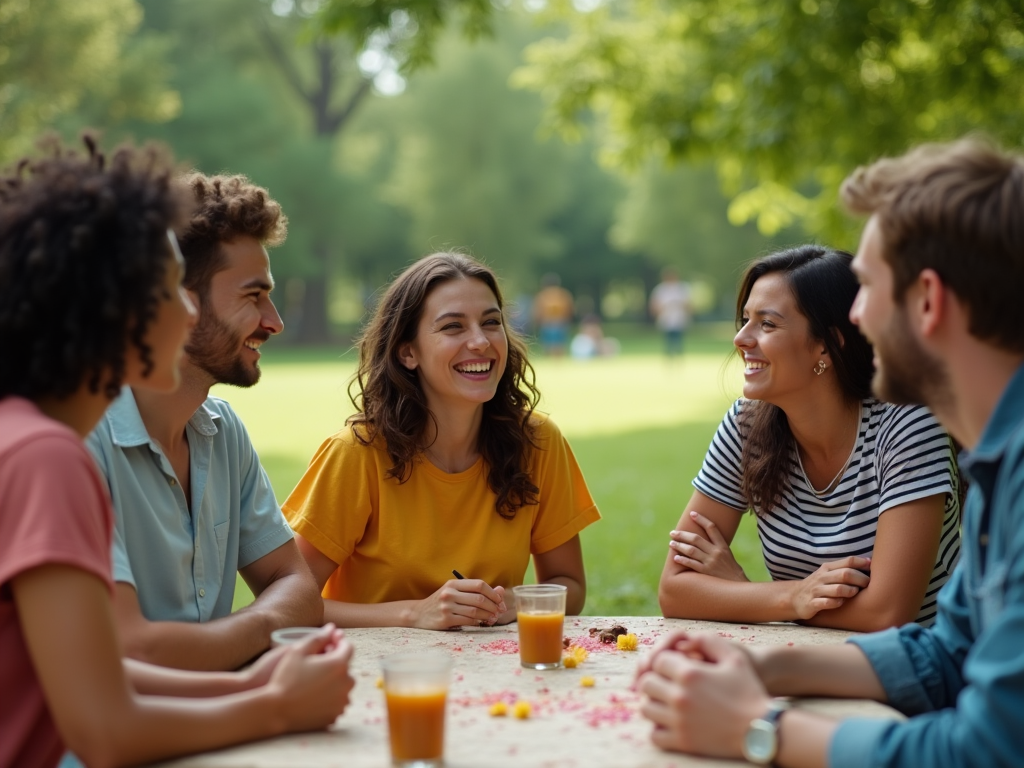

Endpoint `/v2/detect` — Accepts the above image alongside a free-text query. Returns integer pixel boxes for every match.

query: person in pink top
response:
[0,136,355,768]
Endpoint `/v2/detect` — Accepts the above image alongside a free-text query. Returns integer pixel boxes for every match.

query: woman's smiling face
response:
[733,272,827,406]
[398,276,509,412]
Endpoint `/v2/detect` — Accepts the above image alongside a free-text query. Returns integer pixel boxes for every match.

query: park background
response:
[4,0,1020,613]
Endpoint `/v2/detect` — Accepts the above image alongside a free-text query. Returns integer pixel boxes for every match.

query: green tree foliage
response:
[514,0,1024,241]
[0,0,177,162]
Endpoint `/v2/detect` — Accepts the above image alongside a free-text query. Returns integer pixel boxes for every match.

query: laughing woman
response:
[659,245,961,631]
[284,253,600,629]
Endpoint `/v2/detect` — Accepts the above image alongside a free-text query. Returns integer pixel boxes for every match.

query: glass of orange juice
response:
[512,584,567,670]
[382,652,453,767]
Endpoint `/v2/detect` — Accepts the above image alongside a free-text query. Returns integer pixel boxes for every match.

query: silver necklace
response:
[796,410,860,497]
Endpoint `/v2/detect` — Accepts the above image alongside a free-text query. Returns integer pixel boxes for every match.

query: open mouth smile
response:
[454,360,493,374]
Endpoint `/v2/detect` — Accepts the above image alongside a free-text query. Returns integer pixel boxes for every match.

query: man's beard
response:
[872,308,952,411]
[185,307,267,388]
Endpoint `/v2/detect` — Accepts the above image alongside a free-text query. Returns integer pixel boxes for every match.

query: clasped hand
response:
[669,510,747,581]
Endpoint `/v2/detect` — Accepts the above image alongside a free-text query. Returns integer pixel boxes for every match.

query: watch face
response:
[743,720,778,764]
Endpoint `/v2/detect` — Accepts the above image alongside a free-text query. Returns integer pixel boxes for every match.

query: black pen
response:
[452,569,465,579]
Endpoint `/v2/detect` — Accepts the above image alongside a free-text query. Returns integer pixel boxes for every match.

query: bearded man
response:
[87,173,322,671]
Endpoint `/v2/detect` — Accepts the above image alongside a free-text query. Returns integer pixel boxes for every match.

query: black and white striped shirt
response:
[693,399,961,626]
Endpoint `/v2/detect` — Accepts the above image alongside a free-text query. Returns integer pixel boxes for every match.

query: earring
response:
[813,360,827,376]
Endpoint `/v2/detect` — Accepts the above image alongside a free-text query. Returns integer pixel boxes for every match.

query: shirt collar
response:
[108,387,220,447]
[966,362,1024,465]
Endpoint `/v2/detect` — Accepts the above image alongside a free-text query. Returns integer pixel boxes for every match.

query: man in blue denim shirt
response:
[635,138,1024,767]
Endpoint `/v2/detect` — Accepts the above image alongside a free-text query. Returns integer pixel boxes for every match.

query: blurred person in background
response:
[0,136,353,768]
[649,266,693,358]
[532,272,574,356]
[285,252,600,629]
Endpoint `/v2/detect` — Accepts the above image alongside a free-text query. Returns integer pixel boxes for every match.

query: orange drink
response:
[517,611,565,666]
[385,690,447,763]
[381,652,453,767]
[512,584,568,670]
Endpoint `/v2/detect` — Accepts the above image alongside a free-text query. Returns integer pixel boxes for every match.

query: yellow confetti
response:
[375,677,384,688]
[563,645,589,667]
[580,676,595,687]
[512,700,532,719]
[489,701,508,717]
[616,633,639,651]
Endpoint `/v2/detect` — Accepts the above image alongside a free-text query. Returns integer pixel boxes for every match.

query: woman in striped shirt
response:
[659,246,960,629]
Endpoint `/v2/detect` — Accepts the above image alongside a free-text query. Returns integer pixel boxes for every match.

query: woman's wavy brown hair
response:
[348,252,541,519]
[735,246,874,516]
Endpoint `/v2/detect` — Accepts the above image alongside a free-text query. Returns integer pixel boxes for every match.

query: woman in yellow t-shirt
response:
[284,252,601,629]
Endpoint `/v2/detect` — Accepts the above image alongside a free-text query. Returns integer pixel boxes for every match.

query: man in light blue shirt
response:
[87,173,321,671]
[634,139,1024,767]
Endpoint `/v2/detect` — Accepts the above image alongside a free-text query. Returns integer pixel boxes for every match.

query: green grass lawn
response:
[219,327,769,616]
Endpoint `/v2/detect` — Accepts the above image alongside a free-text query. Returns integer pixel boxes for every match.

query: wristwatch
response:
[741,699,791,765]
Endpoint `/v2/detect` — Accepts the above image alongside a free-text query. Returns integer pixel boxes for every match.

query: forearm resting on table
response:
[125,659,256,698]
[118,600,276,671]
[659,571,801,623]
[322,598,429,629]
[755,643,887,700]
[800,582,918,632]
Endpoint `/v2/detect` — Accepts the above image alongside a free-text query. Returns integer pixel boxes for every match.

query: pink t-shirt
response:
[0,397,114,768]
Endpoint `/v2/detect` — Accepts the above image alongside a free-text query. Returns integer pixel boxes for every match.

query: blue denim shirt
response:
[830,363,1024,768]
[86,388,293,622]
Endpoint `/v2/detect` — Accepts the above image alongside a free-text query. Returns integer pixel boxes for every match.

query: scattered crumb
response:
[616,633,639,652]
[580,676,595,687]
[489,702,509,717]
[589,625,629,644]
[513,700,532,719]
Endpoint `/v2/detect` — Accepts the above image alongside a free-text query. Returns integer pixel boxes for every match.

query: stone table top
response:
[153,617,900,767]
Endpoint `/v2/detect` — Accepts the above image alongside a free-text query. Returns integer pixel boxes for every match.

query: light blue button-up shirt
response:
[86,388,293,622]
[830,363,1024,768]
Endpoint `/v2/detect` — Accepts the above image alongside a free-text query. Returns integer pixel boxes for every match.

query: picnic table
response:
[154,616,900,767]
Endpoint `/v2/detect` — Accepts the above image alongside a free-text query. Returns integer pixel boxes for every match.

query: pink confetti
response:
[717,631,734,638]
[480,639,520,655]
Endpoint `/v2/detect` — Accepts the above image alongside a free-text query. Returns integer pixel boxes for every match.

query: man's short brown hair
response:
[841,138,1024,353]
[176,173,288,298]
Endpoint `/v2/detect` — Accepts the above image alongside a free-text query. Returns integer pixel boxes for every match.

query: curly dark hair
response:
[734,245,874,516]
[0,134,186,401]
[349,252,542,519]
[176,172,288,298]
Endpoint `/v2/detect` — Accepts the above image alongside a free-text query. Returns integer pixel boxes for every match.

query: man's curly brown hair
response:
[176,173,288,298]
[0,134,187,400]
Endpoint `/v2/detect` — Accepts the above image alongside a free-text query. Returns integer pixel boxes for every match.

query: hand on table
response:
[637,633,771,758]
[789,556,871,620]
[269,623,355,732]
[411,579,508,630]
[669,511,748,581]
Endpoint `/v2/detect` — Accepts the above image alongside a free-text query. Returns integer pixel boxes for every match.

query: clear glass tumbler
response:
[381,652,453,768]
[512,584,567,670]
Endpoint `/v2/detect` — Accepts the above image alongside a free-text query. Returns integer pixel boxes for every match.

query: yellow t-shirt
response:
[282,414,600,604]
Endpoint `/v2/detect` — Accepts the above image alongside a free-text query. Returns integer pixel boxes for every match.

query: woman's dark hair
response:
[0,135,186,400]
[735,245,874,515]
[349,252,541,519]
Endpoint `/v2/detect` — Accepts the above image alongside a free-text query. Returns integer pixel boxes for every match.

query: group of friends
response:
[1,133,1022,768]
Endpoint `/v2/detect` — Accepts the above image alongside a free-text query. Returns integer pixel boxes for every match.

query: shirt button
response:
[199,589,206,597]
[169,478,177,486]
